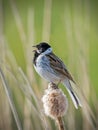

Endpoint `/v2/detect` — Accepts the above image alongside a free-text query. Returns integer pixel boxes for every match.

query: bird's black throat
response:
[33,51,39,66]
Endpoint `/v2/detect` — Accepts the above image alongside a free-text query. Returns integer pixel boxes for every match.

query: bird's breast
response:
[36,55,49,67]
[34,55,60,82]
[34,55,50,74]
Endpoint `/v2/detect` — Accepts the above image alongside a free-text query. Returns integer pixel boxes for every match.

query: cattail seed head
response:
[42,83,68,119]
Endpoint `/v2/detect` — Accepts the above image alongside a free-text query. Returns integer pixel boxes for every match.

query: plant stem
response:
[57,117,65,130]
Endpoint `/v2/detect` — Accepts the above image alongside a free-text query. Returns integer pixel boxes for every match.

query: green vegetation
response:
[0,0,98,130]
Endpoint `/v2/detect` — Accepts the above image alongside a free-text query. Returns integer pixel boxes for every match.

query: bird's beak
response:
[32,45,37,47]
[32,45,37,52]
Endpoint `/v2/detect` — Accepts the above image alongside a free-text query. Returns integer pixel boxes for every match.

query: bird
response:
[32,42,82,109]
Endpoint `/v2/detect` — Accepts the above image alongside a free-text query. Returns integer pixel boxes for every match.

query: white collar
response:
[41,47,52,55]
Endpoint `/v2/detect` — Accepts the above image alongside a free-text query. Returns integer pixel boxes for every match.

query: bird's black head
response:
[33,42,51,54]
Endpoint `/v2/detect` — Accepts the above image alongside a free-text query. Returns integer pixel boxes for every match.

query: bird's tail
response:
[63,79,82,109]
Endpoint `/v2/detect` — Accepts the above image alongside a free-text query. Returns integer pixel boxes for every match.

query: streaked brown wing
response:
[46,53,75,83]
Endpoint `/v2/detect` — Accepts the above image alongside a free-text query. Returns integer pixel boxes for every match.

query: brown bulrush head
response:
[42,83,68,130]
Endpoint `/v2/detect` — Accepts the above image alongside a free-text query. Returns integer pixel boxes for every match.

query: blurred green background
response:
[0,0,98,130]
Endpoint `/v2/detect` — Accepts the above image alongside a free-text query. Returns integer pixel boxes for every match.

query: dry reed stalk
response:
[23,7,35,130]
[57,116,65,130]
[64,5,76,130]
[42,83,68,130]
[9,0,26,45]
[0,68,22,130]
[42,0,52,42]
[64,1,96,130]
[0,1,12,130]
[72,1,96,129]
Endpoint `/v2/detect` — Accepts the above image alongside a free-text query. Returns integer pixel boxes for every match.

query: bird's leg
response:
[48,82,58,89]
